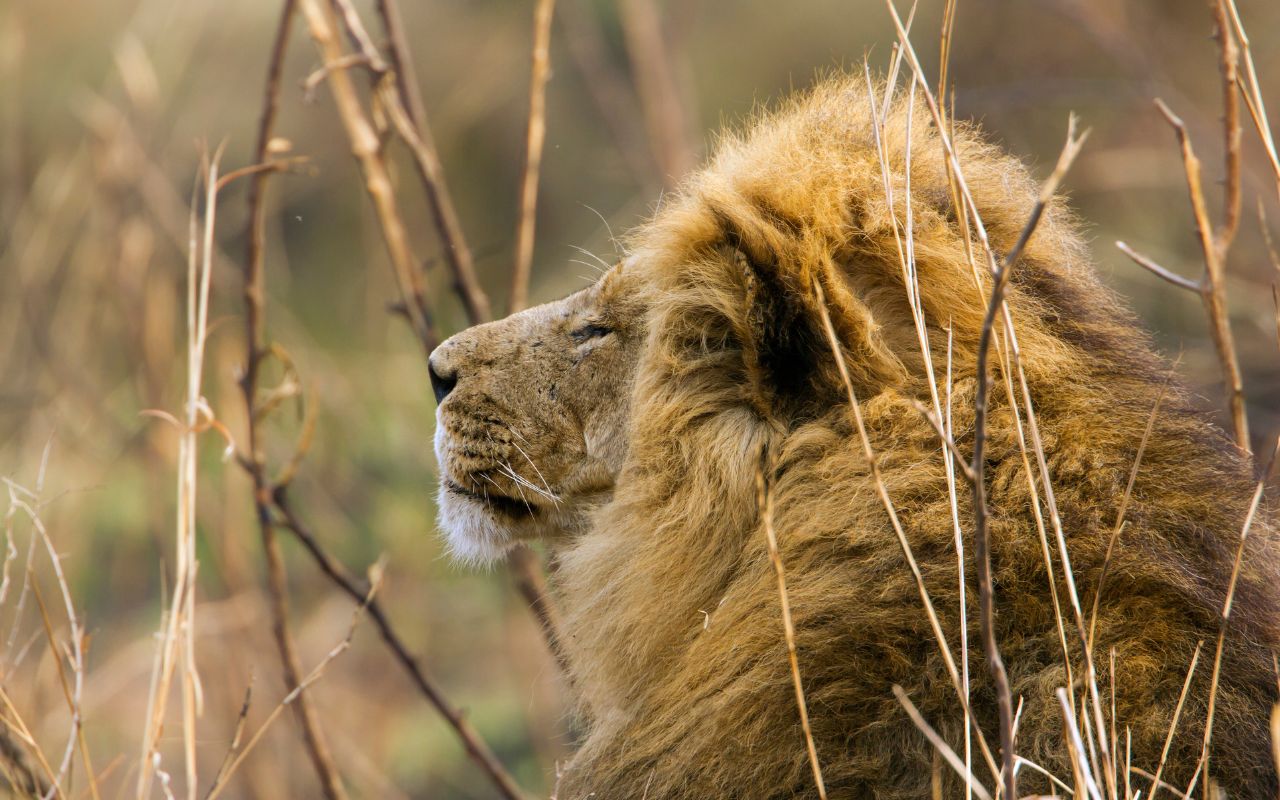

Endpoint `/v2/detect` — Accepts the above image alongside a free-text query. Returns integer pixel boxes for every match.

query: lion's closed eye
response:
[571,323,614,343]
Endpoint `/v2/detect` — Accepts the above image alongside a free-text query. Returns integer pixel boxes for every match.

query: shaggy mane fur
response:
[551,76,1280,798]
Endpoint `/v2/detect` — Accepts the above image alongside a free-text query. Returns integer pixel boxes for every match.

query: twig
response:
[204,571,382,800]
[968,116,1089,800]
[204,683,253,798]
[349,0,565,667]
[239,5,349,798]
[369,0,490,324]
[298,0,438,352]
[1210,0,1242,254]
[506,544,570,677]
[271,490,527,800]
[893,685,992,800]
[509,0,556,315]
[1152,97,1248,449]
[756,462,827,800]
[1114,242,1202,293]
[1223,0,1280,199]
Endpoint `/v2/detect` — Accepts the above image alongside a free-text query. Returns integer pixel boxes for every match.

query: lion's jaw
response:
[430,265,641,564]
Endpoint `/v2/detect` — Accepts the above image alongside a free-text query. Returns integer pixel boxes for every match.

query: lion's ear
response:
[730,245,827,412]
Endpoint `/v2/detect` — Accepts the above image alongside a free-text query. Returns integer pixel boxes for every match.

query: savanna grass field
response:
[2,0,1280,797]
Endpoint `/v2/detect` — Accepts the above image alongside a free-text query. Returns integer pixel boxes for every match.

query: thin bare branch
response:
[1115,242,1203,293]
[1223,0,1279,198]
[298,0,438,352]
[1210,0,1242,253]
[204,571,381,800]
[369,0,491,324]
[271,489,527,800]
[324,0,565,698]
[1153,97,1249,449]
[238,6,349,798]
[967,115,1089,800]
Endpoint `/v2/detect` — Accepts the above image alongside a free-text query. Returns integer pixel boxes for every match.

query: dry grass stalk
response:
[864,61,987,794]
[966,115,1089,800]
[0,683,59,795]
[812,277,1001,784]
[890,11,1130,797]
[269,491,528,800]
[1087,372,1173,653]
[755,464,827,800]
[1184,434,1280,796]
[1058,688,1104,800]
[893,685,993,800]
[1271,704,1280,785]
[879,10,1129,795]
[297,0,438,352]
[509,0,557,315]
[374,0,490,324]
[1148,641,1203,800]
[3,444,94,800]
[136,149,223,800]
[204,564,382,800]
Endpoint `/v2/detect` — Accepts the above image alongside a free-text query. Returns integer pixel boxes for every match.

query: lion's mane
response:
[553,76,1280,798]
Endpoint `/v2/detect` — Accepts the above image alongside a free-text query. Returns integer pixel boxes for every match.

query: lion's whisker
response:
[503,429,561,506]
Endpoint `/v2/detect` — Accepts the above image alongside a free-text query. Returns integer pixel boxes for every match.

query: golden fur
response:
[432,76,1280,797]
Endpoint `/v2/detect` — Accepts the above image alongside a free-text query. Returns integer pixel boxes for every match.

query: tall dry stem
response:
[509,0,557,315]
[755,464,827,800]
[136,148,221,800]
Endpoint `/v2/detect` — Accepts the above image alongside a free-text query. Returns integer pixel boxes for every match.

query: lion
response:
[430,75,1280,797]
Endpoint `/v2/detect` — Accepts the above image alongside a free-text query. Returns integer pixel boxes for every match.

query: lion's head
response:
[430,265,644,563]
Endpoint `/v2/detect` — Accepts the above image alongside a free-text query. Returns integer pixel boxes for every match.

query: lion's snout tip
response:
[428,351,457,404]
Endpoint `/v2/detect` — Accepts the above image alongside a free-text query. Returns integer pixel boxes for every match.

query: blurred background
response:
[1,0,1278,797]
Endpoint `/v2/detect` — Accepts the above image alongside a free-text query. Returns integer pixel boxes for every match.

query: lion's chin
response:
[436,483,519,566]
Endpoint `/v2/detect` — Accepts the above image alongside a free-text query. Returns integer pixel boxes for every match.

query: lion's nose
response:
[428,352,458,404]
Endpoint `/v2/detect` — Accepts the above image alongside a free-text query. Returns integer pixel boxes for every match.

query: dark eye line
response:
[570,322,614,343]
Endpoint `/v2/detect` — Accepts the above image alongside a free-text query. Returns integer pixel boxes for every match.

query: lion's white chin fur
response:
[435,485,517,566]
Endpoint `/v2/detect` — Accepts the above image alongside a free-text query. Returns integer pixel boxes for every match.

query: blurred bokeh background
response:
[1,0,1278,797]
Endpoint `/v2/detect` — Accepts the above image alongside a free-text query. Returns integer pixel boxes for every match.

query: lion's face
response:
[430,264,643,563]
